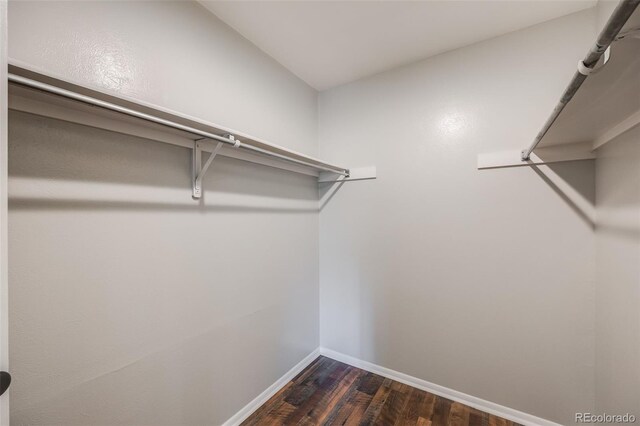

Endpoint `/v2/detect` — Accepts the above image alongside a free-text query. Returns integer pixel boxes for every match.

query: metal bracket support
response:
[192,136,233,199]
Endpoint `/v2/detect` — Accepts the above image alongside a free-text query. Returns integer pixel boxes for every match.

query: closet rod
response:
[521,0,640,161]
[8,73,350,177]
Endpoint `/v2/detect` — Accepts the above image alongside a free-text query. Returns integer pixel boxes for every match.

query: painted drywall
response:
[0,0,9,425]
[592,0,640,419]
[596,0,618,33]
[8,0,317,156]
[594,126,640,419]
[201,0,595,90]
[318,10,597,425]
[7,1,319,425]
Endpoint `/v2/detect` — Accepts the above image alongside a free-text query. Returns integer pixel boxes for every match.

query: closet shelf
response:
[7,63,366,198]
[478,0,640,169]
[524,0,640,155]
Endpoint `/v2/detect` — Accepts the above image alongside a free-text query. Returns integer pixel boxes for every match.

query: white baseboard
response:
[221,348,320,426]
[319,347,561,426]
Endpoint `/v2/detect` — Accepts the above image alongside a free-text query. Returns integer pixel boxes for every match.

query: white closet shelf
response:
[478,1,640,169]
[536,8,640,152]
[7,62,374,198]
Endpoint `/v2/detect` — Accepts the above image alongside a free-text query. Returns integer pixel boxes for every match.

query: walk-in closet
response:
[0,1,639,425]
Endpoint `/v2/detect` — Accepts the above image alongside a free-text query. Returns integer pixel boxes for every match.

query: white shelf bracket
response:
[318,166,377,183]
[192,136,232,199]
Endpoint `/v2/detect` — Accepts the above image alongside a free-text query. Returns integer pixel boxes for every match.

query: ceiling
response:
[200,1,595,91]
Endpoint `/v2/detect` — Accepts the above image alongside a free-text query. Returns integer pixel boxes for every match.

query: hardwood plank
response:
[323,373,373,425]
[373,386,410,425]
[396,387,426,425]
[336,390,373,425]
[322,371,382,425]
[390,381,409,392]
[489,415,508,426]
[447,402,471,426]
[296,417,317,426]
[431,395,453,425]
[284,362,351,424]
[240,357,522,426]
[284,359,339,407]
[356,371,385,395]
[417,417,433,426]
[419,393,437,422]
[305,367,361,424]
[342,391,373,426]
[259,400,298,426]
[359,377,393,424]
[468,410,488,426]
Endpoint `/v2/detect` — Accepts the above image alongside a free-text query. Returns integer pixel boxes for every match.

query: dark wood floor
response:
[242,356,521,426]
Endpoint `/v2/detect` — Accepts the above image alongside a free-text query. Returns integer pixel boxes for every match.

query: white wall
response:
[318,10,597,425]
[8,2,629,425]
[592,0,640,419]
[7,1,319,425]
[596,0,618,33]
[8,0,317,155]
[594,126,640,419]
[0,1,9,425]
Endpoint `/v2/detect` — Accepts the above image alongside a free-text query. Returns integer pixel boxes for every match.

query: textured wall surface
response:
[0,0,9,424]
[7,1,319,425]
[592,0,640,419]
[8,1,317,155]
[318,10,597,425]
[595,126,640,419]
[8,1,632,425]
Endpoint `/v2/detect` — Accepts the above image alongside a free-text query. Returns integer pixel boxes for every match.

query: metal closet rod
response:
[7,73,350,177]
[521,0,640,161]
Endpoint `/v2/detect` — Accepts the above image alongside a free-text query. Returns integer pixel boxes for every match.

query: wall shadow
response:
[9,111,319,208]
[9,198,319,214]
[530,160,596,229]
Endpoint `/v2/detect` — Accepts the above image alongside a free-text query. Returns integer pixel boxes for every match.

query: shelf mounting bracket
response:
[192,136,232,199]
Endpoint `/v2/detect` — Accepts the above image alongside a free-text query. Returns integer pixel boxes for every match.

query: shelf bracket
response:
[192,136,232,199]
[318,166,376,183]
